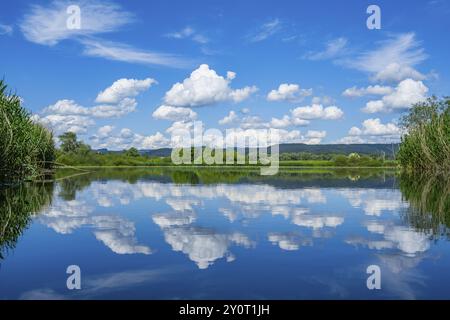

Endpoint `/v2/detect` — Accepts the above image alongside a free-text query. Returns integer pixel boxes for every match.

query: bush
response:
[332,154,386,167]
[334,155,348,166]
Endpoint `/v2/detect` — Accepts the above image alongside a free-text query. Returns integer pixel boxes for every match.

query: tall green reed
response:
[0,80,55,183]
[397,97,450,173]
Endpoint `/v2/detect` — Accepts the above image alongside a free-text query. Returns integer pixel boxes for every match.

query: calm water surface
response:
[0,168,449,299]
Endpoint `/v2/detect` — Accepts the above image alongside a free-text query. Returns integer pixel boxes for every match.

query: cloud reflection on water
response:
[30,175,437,299]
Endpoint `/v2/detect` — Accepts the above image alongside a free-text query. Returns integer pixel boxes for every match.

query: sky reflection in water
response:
[0,169,448,300]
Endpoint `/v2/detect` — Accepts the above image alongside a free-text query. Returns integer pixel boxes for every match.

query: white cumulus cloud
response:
[267,83,312,102]
[342,85,393,98]
[291,104,344,120]
[219,111,238,125]
[32,113,94,135]
[163,64,257,107]
[349,118,401,137]
[96,78,157,104]
[362,79,428,113]
[373,62,426,82]
[337,118,402,144]
[97,125,114,138]
[152,105,197,122]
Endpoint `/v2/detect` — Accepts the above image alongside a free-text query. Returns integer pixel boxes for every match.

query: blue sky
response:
[1,0,449,150]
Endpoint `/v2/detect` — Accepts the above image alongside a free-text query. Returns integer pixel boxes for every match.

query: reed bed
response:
[0,80,55,183]
[397,97,450,174]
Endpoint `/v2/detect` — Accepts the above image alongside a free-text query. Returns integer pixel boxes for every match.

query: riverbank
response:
[53,161,398,169]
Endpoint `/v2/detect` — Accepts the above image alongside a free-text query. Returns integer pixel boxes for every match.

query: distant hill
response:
[278,143,399,158]
[139,148,173,157]
[97,143,399,159]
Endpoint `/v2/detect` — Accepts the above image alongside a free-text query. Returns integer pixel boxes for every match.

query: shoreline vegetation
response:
[397,96,450,174]
[55,142,397,169]
[0,80,55,183]
[0,78,448,185]
[54,127,395,169]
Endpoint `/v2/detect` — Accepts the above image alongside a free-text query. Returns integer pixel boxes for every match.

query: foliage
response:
[280,152,335,161]
[0,80,55,183]
[125,147,140,157]
[0,181,54,259]
[279,160,334,167]
[331,153,385,167]
[278,143,399,159]
[400,172,450,237]
[334,155,349,166]
[397,97,450,173]
[55,135,392,168]
[57,150,173,167]
[55,133,163,166]
[171,170,200,184]
[59,132,83,153]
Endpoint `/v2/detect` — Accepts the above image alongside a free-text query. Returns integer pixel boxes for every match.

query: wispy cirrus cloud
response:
[304,33,428,83]
[19,0,192,68]
[0,23,13,35]
[247,18,282,42]
[20,0,134,46]
[20,267,178,299]
[81,39,193,68]
[303,37,348,61]
[341,33,427,82]
[165,26,209,44]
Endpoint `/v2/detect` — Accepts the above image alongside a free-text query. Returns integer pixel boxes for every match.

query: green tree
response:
[334,155,348,166]
[125,147,140,157]
[347,153,361,166]
[59,132,81,153]
[399,96,447,130]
